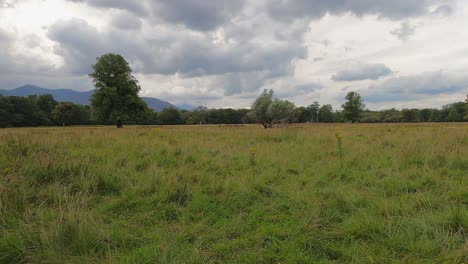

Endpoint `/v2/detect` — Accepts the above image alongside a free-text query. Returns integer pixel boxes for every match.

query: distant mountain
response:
[177,103,197,111]
[0,85,176,112]
[141,97,175,112]
[0,85,93,105]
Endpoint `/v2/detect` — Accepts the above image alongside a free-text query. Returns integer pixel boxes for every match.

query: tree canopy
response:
[464,94,468,120]
[90,53,148,123]
[0,90,466,128]
[250,89,296,128]
[51,102,90,126]
[342,91,365,123]
[158,107,185,125]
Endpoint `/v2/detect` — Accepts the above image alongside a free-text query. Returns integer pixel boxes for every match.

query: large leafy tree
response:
[251,89,274,128]
[268,99,295,122]
[250,89,295,128]
[90,53,148,124]
[319,104,335,123]
[342,91,365,123]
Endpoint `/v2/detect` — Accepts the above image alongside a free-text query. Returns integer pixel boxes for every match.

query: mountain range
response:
[0,85,194,112]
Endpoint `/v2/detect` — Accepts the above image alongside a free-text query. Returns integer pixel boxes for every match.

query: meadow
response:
[0,123,467,263]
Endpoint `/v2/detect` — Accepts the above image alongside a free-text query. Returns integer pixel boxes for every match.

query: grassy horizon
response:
[1,123,467,263]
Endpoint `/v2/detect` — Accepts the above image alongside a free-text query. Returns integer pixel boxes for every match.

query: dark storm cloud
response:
[60,0,455,77]
[220,68,298,96]
[71,0,453,30]
[364,71,468,102]
[221,72,270,96]
[111,11,142,31]
[267,0,454,21]
[48,19,105,74]
[70,0,245,31]
[8,0,458,102]
[47,18,306,81]
[332,63,393,82]
[151,0,246,31]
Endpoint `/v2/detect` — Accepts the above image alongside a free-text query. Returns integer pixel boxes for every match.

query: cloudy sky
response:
[1,0,467,109]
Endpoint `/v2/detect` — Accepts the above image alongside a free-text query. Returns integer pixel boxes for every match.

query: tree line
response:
[1,53,467,127]
[0,93,256,127]
[248,89,467,127]
[1,89,466,128]
[0,94,90,127]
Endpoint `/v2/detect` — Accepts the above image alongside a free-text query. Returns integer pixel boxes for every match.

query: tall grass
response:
[0,123,467,263]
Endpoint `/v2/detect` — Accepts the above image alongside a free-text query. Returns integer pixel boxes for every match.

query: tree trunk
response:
[262,123,272,129]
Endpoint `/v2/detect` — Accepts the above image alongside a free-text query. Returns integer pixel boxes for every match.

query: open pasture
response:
[0,123,467,263]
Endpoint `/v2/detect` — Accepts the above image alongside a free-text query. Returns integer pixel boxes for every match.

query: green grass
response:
[0,124,467,263]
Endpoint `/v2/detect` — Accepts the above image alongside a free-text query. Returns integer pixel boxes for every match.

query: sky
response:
[1,0,467,110]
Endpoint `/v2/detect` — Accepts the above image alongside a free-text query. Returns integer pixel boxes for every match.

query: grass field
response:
[0,123,467,263]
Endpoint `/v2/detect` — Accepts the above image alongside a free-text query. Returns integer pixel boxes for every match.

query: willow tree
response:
[250,89,295,128]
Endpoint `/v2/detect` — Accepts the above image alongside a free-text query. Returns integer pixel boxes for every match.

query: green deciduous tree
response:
[294,106,311,123]
[319,104,335,123]
[250,89,295,128]
[379,108,402,122]
[419,109,432,122]
[310,101,320,123]
[0,95,49,127]
[446,108,461,122]
[429,109,442,122]
[402,108,420,122]
[342,91,365,123]
[158,107,184,125]
[251,89,274,128]
[52,102,90,126]
[464,94,468,120]
[190,106,209,124]
[442,102,465,122]
[89,53,149,125]
[268,99,296,122]
[37,94,58,117]
[52,102,74,126]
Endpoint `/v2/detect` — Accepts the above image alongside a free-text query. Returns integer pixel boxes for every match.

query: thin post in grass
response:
[335,132,343,168]
[249,146,257,167]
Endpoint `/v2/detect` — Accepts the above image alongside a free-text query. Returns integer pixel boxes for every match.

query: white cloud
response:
[0,0,467,109]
